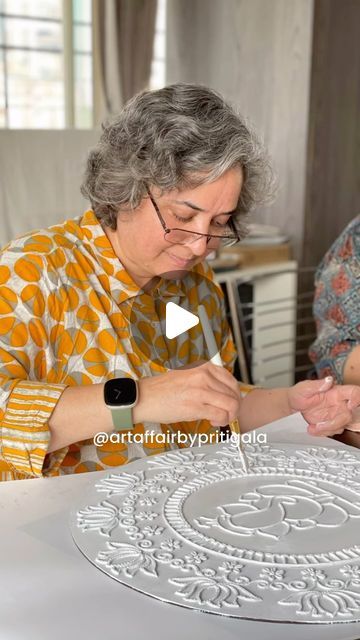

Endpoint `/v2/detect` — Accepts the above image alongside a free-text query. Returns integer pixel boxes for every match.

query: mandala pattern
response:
[71,442,360,623]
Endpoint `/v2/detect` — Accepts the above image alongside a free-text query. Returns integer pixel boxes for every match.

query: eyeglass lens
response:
[165,229,236,247]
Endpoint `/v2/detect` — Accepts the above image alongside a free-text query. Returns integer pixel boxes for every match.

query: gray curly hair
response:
[81,83,275,234]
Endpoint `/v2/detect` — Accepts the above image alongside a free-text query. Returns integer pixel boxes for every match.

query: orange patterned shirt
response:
[0,210,252,481]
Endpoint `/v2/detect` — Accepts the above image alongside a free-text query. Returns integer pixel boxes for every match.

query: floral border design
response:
[72,442,360,622]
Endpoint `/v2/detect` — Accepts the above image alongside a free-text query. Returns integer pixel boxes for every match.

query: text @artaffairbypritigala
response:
[93,429,268,447]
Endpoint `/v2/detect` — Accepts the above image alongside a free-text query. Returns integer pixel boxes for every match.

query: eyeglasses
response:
[147,189,240,248]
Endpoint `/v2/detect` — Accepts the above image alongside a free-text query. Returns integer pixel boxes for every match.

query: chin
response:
[160,268,190,280]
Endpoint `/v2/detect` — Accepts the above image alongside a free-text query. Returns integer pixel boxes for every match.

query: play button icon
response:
[127,267,221,368]
[165,302,199,339]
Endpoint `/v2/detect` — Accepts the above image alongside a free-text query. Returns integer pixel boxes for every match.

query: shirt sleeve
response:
[309,217,360,382]
[0,252,68,478]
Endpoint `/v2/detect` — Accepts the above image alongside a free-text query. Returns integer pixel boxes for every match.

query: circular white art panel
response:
[70,443,360,623]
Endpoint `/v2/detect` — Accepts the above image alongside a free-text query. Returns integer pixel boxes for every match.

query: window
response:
[0,0,93,128]
[149,0,166,90]
[0,0,166,129]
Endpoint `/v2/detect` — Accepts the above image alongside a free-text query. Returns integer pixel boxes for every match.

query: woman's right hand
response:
[133,362,241,426]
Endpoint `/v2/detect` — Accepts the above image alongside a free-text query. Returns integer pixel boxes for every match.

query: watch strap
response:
[111,406,133,431]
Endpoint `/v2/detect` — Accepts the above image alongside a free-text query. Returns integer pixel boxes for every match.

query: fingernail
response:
[319,376,333,391]
[315,420,333,430]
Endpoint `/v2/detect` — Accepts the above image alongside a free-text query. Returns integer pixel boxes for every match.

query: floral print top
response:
[309,215,360,381]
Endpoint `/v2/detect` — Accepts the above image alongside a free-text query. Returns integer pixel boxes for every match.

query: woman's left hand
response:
[287,376,360,437]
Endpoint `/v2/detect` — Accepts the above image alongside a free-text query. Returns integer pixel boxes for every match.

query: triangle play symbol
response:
[165,302,199,339]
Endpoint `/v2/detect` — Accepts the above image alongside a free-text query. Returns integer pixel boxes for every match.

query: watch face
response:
[104,378,137,407]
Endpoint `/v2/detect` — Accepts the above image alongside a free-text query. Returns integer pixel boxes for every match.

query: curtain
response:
[92,0,157,123]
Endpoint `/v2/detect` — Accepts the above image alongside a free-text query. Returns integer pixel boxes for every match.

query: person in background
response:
[1,83,360,482]
[310,215,360,384]
[309,215,360,447]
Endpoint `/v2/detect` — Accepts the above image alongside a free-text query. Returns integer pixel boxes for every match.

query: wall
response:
[166,0,314,259]
[0,129,99,247]
[302,0,360,267]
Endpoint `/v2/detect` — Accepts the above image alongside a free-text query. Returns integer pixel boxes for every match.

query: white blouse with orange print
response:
[0,210,253,481]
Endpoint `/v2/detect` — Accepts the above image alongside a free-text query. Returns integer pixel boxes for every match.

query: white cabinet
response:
[215,261,298,388]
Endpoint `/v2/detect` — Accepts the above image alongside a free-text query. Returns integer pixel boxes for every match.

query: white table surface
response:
[1,414,360,640]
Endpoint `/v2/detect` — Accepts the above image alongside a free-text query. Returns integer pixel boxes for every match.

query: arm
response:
[48,363,242,451]
[343,344,360,385]
[239,376,360,439]
[0,250,242,471]
[48,383,111,452]
[48,288,241,453]
[3,362,243,467]
[237,387,290,432]
[0,373,68,476]
[0,250,69,476]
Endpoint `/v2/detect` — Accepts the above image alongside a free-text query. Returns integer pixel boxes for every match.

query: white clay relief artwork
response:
[194,480,360,540]
[70,443,360,623]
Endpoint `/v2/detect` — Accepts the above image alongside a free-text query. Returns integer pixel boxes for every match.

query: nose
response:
[188,234,209,256]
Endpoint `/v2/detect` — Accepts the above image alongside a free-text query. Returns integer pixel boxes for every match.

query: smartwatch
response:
[104,378,138,431]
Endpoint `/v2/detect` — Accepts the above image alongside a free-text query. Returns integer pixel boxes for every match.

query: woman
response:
[1,83,359,481]
[310,215,360,385]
